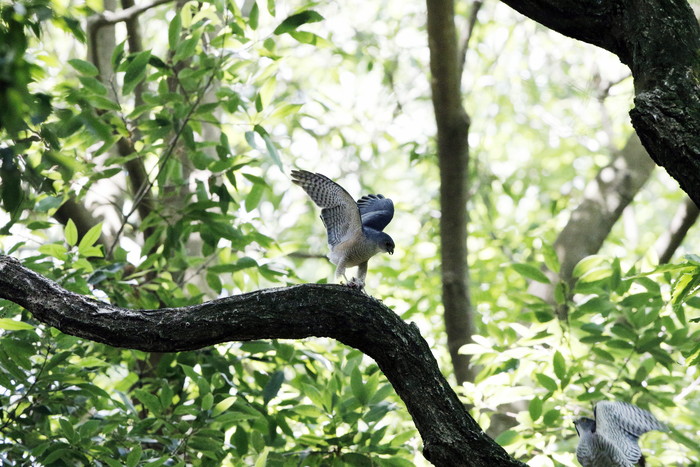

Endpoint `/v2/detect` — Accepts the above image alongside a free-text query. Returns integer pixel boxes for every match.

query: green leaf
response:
[542,408,560,426]
[42,448,75,465]
[201,392,214,411]
[68,59,99,77]
[134,388,162,415]
[173,36,198,64]
[351,367,368,405]
[111,40,126,70]
[512,263,550,284]
[78,76,108,95]
[254,125,283,169]
[263,371,284,405]
[529,396,543,421]
[245,183,265,212]
[86,94,121,111]
[233,426,249,456]
[0,318,35,331]
[494,429,518,446]
[254,447,270,467]
[78,222,103,252]
[64,219,78,246]
[38,243,68,260]
[123,50,151,95]
[535,373,558,392]
[249,1,259,29]
[610,323,637,341]
[212,396,237,417]
[301,383,327,409]
[73,356,109,368]
[289,31,328,45]
[126,445,142,467]
[572,255,607,278]
[168,13,182,50]
[553,351,566,381]
[273,10,324,35]
[59,418,77,443]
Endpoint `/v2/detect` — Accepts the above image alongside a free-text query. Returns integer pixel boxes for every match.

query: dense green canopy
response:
[1,0,699,465]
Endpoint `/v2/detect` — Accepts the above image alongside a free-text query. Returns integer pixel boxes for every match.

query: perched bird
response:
[574,401,668,467]
[291,170,394,288]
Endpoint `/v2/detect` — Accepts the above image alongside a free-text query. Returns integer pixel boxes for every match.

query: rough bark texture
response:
[426,0,476,385]
[528,133,655,309]
[0,255,525,467]
[500,0,700,207]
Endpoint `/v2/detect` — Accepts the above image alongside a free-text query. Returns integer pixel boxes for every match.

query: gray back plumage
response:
[574,401,667,467]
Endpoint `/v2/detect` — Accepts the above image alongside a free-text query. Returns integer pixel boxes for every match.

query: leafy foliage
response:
[1,0,700,466]
[463,253,700,465]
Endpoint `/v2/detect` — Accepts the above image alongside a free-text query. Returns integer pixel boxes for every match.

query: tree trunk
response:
[0,255,525,467]
[426,0,476,385]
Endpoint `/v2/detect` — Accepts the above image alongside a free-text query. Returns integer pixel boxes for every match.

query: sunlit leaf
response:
[0,318,35,331]
[273,10,324,35]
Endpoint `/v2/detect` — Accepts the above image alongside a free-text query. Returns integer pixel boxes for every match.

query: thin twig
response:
[459,0,484,77]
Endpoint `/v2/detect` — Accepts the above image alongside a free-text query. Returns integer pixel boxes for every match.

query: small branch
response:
[654,197,700,264]
[458,0,484,76]
[87,0,173,29]
[0,255,524,467]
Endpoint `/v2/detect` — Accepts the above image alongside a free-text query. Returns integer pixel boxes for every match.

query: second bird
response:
[291,170,395,288]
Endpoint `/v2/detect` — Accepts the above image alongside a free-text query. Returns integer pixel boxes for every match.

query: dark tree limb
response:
[0,255,525,467]
[426,0,476,386]
[655,196,700,264]
[500,0,700,207]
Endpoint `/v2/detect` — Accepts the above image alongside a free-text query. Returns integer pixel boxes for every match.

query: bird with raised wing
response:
[291,170,394,288]
[574,401,668,467]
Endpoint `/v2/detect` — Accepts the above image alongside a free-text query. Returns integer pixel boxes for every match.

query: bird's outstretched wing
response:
[291,170,362,247]
[595,401,667,464]
[357,194,394,231]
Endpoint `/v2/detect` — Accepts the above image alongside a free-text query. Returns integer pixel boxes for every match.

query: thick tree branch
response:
[499,0,700,207]
[0,255,525,467]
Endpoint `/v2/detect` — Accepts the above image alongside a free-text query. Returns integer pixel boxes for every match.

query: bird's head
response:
[372,231,395,255]
[385,238,395,255]
[573,417,596,436]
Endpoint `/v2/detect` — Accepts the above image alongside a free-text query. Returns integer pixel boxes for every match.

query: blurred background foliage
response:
[0,0,699,465]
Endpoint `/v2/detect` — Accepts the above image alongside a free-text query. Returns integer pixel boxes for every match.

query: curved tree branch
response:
[500,0,700,207]
[0,255,525,467]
